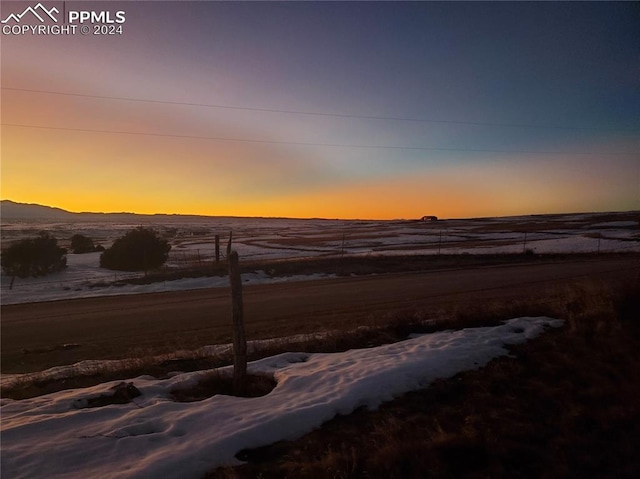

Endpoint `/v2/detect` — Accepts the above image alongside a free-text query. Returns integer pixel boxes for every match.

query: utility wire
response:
[2,123,636,156]
[3,87,637,132]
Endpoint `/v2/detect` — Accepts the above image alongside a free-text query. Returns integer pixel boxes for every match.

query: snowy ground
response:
[0,317,563,479]
[1,212,638,305]
[1,212,629,476]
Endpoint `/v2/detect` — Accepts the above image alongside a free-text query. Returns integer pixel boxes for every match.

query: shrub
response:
[70,234,96,254]
[100,227,171,272]
[1,232,67,278]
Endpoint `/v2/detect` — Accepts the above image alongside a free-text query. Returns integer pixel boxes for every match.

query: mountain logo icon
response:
[1,3,59,24]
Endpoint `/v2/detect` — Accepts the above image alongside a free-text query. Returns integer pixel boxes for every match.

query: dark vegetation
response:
[70,233,104,254]
[0,232,67,278]
[100,227,171,272]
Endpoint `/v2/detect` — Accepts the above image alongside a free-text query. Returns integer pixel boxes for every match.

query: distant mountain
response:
[1,200,78,220]
[0,200,215,222]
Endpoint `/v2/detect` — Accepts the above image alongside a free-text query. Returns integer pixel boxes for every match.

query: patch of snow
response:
[0,317,563,479]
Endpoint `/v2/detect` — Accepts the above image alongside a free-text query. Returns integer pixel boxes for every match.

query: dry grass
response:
[209,281,640,479]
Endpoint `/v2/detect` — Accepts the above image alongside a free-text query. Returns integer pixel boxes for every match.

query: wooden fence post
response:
[227,231,233,259]
[215,235,220,263]
[228,250,247,394]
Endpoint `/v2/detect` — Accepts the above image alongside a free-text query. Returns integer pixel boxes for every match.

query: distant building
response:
[421,215,438,222]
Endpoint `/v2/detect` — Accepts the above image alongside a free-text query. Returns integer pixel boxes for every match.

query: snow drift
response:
[1,317,563,479]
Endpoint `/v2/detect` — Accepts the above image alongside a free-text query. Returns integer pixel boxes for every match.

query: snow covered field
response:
[1,317,563,479]
[1,212,638,305]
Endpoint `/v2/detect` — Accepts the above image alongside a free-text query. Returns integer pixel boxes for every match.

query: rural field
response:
[3,0,637,476]
[1,211,639,478]
[2,210,638,305]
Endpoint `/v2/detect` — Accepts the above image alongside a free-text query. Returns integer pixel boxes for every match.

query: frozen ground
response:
[1,212,638,305]
[0,317,563,479]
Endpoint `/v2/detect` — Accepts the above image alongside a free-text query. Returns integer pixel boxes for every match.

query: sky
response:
[1,1,638,219]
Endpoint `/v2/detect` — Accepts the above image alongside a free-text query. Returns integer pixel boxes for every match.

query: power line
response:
[2,122,636,156]
[3,87,637,133]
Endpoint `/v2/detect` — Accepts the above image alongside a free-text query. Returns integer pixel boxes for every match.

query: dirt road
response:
[2,256,638,373]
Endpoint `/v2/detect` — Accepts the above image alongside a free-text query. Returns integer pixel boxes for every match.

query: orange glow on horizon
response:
[2,82,637,220]
[5,163,630,220]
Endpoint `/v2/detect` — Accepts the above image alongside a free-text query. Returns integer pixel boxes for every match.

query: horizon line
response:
[1,199,638,223]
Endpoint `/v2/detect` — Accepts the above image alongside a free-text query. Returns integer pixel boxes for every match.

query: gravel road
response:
[2,256,637,373]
